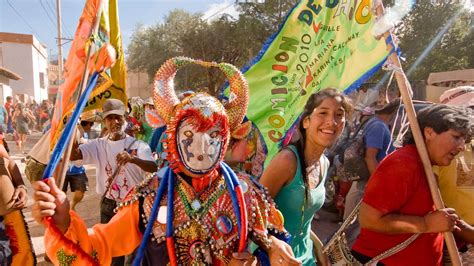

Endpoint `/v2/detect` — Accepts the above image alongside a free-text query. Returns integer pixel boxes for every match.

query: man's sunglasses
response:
[80,121,94,127]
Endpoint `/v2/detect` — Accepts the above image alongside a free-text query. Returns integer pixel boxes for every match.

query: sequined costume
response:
[43,57,287,265]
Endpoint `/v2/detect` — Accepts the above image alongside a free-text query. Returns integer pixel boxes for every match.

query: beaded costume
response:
[43,57,287,265]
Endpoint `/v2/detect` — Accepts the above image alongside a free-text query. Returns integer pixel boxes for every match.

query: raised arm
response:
[32,178,142,265]
[70,141,83,161]
[128,155,158,173]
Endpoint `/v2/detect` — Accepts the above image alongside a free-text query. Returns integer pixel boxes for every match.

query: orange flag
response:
[50,0,105,148]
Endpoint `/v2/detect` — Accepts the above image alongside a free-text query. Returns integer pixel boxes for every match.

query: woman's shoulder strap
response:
[284,145,299,158]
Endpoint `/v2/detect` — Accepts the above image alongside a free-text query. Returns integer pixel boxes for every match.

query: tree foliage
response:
[391,1,474,80]
[126,0,473,95]
[126,1,297,96]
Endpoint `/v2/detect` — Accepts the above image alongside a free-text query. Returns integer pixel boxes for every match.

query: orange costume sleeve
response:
[44,201,142,265]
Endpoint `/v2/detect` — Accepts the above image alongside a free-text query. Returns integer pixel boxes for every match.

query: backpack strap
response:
[358,117,378,134]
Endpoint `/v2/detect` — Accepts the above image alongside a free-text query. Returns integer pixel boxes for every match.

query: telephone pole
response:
[56,0,63,82]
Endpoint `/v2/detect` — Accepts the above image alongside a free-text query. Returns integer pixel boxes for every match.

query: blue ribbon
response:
[385,35,403,59]
[166,169,175,238]
[42,72,99,179]
[132,169,170,266]
[220,162,243,238]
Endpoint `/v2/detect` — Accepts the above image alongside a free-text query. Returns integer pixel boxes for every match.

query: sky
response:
[1,0,472,60]
[0,0,239,59]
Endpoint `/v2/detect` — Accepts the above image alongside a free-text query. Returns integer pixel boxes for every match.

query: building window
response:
[39,72,45,88]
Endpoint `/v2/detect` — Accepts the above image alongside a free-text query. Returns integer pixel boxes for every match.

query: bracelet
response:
[260,235,273,251]
[16,184,27,192]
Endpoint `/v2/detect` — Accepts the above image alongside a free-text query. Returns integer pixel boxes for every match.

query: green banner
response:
[241,0,390,165]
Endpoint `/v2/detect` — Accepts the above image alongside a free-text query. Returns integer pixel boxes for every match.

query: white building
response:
[0,32,49,104]
[0,66,21,105]
[426,69,474,103]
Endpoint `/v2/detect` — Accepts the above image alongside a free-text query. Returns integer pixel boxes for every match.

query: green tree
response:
[126,1,300,96]
[177,15,244,95]
[235,0,299,59]
[127,10,203,79]
[127,11,243,95]
[386,1,473,80]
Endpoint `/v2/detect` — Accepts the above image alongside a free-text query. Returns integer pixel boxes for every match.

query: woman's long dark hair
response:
[289,88,352,203]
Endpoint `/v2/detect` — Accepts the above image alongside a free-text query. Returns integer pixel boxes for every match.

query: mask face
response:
[177,119,223,173]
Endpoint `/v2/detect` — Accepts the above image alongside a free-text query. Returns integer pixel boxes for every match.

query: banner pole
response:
[375,3,461,265]
[55,0,105,188]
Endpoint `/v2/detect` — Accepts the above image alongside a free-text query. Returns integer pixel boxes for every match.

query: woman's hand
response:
[267,236,302,265]
[11,185,27,209]
[310,230,330,266]
[424,208,460,233]
[228,252,257,266]
[32,178,70,232]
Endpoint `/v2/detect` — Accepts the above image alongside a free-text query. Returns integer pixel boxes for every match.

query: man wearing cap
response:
[435,86,474,262]
[70,98,157,266]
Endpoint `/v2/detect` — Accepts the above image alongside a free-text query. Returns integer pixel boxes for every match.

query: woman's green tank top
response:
[274,145,328,265]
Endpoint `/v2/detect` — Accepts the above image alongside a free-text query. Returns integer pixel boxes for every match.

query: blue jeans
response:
[6,117,14,134]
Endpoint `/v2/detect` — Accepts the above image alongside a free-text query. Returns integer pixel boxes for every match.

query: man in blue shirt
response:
[343,99,400,246]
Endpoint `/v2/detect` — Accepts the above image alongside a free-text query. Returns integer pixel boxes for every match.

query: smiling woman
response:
[259,88,353,266]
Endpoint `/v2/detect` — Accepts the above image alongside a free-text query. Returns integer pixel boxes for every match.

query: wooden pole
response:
[56,129,77,189]
[375,3,461,265]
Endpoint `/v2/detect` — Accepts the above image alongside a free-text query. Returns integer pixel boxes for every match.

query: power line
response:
[5,0,45,42]
[203,2,235,21]
[39,0,57,28]
[45,0,74,39]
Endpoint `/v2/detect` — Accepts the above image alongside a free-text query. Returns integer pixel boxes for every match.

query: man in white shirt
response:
[71,98,157,214]
[70,99,157,265]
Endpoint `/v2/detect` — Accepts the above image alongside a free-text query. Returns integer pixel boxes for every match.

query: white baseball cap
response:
[439,86,474,107]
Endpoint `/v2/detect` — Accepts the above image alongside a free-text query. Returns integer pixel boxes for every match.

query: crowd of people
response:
[0,95,54,154]
[0,57,472,265]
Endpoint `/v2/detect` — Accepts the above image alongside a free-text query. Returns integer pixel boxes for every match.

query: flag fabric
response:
[107,0,127,105]
[238,0,390,165]
[50,0,127,149]
[83,0,127,112]
[50,0,104,148]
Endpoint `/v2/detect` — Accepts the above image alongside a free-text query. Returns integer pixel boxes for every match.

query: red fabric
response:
[352,145,444,266]
[191,169,219,193]
[5,102,12,118]
[39,111,48,119]
[336,180,351,211]
[129,116,140,126]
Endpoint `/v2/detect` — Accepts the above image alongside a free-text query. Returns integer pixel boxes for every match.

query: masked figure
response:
[38,57,290,265]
